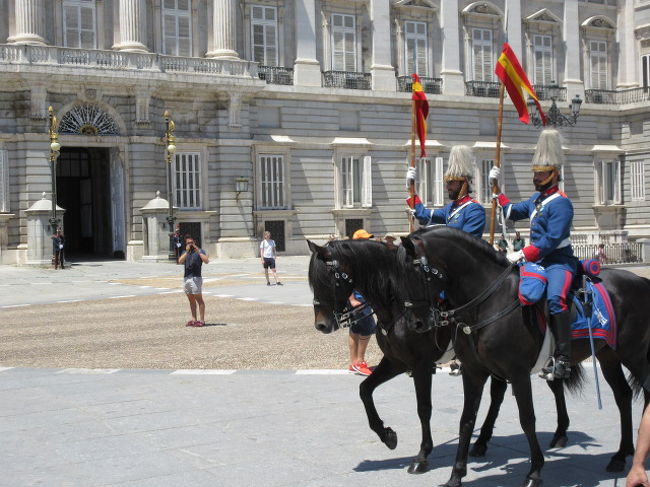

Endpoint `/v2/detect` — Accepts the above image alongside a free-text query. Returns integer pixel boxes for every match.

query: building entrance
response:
[56,148,114,258]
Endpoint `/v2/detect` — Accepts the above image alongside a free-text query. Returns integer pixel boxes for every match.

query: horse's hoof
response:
[382,427,397,450]
[439,477,462,487]
[521,478,543,487]
[606,457,626,473]
[469,442,487,457]
[407,459,429,474]
[549,434,568,449]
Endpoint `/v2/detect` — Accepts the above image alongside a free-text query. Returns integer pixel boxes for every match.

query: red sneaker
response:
[348,364,356,372]
[353,361,373,376]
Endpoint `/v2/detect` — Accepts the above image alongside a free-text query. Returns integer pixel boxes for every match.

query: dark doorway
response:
[264,220,285,251]
[57,148,112,258]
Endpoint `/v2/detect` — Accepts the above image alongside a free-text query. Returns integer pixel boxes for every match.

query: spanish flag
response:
[495,43,546,125]
[411,74,429,157]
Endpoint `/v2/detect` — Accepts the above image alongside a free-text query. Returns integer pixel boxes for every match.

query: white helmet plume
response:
[531,128,565,172]
[444,145,475,181]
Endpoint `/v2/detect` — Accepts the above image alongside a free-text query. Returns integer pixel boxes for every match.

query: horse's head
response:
[398,234,447,333]
[307,239,356,334]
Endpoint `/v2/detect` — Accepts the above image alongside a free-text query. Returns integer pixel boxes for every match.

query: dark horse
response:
[398,226,650,487]
[307,238,575,474]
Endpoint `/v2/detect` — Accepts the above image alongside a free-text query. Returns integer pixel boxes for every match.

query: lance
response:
[488,84,506,246]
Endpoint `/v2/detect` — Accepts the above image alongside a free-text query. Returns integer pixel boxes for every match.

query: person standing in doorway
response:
[51,228,65,270]
[171,226,183,264]
[260,231,282,286]
[178,235,209,327]
[512,231,525,252]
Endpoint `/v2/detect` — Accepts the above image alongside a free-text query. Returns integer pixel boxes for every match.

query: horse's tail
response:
[564,362,586,395]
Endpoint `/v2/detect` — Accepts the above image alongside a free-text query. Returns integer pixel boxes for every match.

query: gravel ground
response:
[0,294,384,370]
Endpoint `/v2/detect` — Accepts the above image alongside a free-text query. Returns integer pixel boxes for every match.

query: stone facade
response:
[0,0,648,263]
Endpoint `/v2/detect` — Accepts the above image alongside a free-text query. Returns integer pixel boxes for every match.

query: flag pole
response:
[409,98,417,232]
[488,83,506,246]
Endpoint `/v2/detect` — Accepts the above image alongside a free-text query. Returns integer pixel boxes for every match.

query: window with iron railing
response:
[472,28,494,82]
[533,34,554,85]
[251,5,278,66]
[405,21,428,77]
[589,40,609,90]
[331,13,356,71]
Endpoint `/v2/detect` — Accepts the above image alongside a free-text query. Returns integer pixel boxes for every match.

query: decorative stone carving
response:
[29,84,47,119]
[59,105,121,136]
[228,92,242,128]
[135,88,152,124]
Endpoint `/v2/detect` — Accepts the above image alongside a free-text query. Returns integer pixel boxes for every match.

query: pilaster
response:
[369,0,395,91]
[440,0,464,96]
[293,0,322,86]
[563,0,585,99]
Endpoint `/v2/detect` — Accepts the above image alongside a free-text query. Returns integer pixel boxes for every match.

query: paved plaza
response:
[1,258,650,486]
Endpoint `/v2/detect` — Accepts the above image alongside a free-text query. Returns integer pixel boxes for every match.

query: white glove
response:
[488,166,500,183]
[406,166,417,189]
[506,250,524,263]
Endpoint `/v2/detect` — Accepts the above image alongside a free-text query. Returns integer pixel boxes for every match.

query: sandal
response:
[185,320,196,327]
[194,320,205,327]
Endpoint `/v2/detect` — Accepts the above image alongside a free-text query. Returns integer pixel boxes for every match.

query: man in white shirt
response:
[260,231,282,286]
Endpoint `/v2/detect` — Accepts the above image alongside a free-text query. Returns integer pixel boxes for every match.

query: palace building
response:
[0,0,649,264]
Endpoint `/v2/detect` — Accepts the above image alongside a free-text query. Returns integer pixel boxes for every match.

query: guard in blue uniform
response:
[490,128,579,380]
[405,145,485,238]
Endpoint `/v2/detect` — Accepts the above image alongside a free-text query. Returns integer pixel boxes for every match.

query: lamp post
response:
[163,110,177,260]
[528,93,583,128]
[48,106,61,237]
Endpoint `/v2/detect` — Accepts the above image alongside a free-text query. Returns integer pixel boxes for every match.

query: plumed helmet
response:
[531,128,565,172]
[444,145,475,181]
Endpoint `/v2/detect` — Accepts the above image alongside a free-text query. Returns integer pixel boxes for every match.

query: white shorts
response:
[184,276,203,295]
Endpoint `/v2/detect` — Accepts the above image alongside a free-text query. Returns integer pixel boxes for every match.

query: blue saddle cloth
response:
[571,280,617,349]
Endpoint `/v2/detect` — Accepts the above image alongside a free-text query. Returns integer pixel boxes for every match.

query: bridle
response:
[404,253,520,335]
[312,258,372,329]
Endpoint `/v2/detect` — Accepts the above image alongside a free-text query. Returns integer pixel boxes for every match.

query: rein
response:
[406,257,520,334]
[321,259,373,329]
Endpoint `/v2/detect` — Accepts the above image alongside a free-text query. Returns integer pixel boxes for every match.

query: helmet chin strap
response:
[457,179,469,200]
[536,168,558,191]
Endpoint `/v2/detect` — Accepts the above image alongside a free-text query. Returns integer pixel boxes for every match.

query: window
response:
[251,5,278,66]
[172,152,201,209]
[340,155,371,208]
[162,0,192,57]
[416,157,444,206]
[405,21,428,76]
[259,155,285,209]
[590,40,608,89]
[331,13,356,71]
[478,159,494,204]
[63,0,96,49]
[533,35,554,85]
[0,149,8,213]
[596,159,621,205]
[472,28,494,81]
[631,161,646,201]
[643,54,650,89]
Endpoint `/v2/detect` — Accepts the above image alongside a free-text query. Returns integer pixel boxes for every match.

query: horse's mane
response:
[325,239,401,302]
[413,226,510,267]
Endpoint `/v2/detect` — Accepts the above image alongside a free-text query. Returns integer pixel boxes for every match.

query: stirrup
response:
[538,357,570,381]
[538,357,556,381]
[449,361,462,377]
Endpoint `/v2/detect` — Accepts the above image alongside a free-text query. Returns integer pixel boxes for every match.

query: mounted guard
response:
[405,145,485,238]
[490,128,579,381]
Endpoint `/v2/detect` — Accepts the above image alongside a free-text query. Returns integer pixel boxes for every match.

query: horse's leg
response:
[510,373,544,487]
[597,348,635,472]
[470,376,507,457]
[407,359,435,474]
[442,367,489,487]
[358,356,403,450]
[547,378,569,448]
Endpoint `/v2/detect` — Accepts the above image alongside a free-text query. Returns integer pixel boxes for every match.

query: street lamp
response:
[48,106,61,237]
[528,94,582,128]
[163,110,177,260]
[235,176,249,200]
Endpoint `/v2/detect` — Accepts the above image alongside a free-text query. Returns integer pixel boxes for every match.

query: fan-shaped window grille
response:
[59,105,120,136]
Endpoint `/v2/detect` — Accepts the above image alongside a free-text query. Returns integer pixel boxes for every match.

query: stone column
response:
[25,194,64,266]
[440,0,464,95]
[617,0,638,89]
[369,0,395,91]
[8,0,47,46]
[113,0,149,52]
[505,0,522,59]
[293,0,321,86]
[563,0,584,101]
[206,0,239,59]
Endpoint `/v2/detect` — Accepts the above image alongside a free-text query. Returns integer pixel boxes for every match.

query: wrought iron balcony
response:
[585,88,650,105]
[531,84,567,101]
[465,81,501,98]
[0,44,258,78]
[397,76,442,94]
[258,65,294,85]
[322,70,371,90]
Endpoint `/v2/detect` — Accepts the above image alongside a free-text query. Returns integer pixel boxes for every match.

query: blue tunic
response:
[413,195,486,238]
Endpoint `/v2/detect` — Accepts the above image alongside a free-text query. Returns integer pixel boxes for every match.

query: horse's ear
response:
[401,236,417,258]
[306,239,328,261]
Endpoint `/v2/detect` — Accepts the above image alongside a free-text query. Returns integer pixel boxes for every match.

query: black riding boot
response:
[539,310,572,381]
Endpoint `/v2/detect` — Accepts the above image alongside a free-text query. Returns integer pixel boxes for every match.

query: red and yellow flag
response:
[411,74,429,157]
[495,43,546,125]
